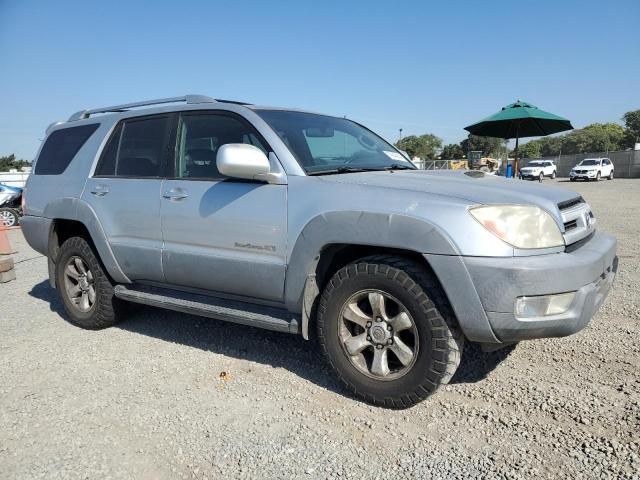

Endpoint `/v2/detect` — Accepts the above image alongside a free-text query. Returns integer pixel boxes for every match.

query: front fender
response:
[284,210,459,312]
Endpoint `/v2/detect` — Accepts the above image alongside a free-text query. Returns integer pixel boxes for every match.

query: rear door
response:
[160,111,287,302]
[82,114,174,282]
[545,162,554,176]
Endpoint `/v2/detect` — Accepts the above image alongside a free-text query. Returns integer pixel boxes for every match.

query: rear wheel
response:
[55,236,123,329]
[608,170,614,180]
[551,170,556,179]
[0,208,19,227]
[317,255,463,408]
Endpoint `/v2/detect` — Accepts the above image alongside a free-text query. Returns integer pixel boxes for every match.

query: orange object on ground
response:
[0,224,16,255]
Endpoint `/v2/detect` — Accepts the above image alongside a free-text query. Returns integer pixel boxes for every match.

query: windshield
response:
[256,110,415,174]
[527,161,544,167]
[580,159,599,166]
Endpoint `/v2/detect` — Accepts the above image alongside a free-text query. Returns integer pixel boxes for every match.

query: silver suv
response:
[21,95,618,408]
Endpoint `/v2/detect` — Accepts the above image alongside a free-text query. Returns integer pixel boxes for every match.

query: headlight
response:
[469,205,564,249]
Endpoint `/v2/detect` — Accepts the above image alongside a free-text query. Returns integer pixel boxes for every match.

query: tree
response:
[509,122,627,157]
[0,154,32,172]
[518,141,541,159]
[440,143,465,159]
[395,134,442,160]
[460,134,506,158]
[623,109,640,148]
[561,123,625,154]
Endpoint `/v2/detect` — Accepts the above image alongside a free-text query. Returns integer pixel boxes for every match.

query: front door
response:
[82,114,173,282]
[160,111,287,302]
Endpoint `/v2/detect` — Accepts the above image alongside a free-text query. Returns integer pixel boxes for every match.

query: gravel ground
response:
[1,178,639,479]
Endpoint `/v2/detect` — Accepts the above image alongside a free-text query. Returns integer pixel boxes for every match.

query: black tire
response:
[570,178,576,182]
[538,172,544,182]
[596,171,601,182]
[608,170,614,180]
[551,170,556,179]
[55,236,122,329]
[0,207,20,227]
[317,255,463,408]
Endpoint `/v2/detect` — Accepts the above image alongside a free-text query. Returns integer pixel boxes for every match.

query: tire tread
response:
[317,255,463,408]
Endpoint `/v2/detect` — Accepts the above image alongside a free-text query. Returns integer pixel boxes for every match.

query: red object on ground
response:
[0,224,16,255]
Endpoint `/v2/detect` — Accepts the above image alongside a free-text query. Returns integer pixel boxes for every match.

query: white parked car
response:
[519,160,556,181]
[570,158,614,182]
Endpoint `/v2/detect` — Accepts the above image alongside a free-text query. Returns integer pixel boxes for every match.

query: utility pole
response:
[398,128,403,142]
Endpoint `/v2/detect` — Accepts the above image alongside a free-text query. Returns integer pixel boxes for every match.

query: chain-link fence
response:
[416,160,467,170]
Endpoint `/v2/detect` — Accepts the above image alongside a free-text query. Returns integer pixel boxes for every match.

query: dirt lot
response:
[1,178,639,479]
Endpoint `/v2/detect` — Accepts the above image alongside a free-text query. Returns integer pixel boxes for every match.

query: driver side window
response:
[175,113,269,180]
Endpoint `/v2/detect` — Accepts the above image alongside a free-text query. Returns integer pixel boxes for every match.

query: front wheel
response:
[0,208,20,227]
[551,170,556,179]
[596,171,601,182]
[55,236,123,329]
[539,172,544,182]
[608,170,614,180]
[317,256,463,408]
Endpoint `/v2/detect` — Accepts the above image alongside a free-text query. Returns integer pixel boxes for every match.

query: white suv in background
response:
[519,160,556,181]
[570,158,614,182]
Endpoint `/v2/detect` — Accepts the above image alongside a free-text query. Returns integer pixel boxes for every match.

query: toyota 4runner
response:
[21,95,618,408]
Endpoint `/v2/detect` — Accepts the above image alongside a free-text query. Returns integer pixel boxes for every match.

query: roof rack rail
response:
[67,94,216,122]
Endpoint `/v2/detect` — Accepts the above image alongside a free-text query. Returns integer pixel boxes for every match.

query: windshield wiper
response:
[308,164,416,176]
[308,166,383,176]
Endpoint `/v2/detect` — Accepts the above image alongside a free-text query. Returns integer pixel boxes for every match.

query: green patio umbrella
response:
[464,100,573,176]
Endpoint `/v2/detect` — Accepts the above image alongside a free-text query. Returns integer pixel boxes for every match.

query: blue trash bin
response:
[506,164,513,178]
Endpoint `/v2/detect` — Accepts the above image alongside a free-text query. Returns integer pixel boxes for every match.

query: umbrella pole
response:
[513,120,521,179]
[514,135,519,179]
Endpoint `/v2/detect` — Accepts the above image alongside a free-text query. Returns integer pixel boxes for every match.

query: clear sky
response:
[1,0,638,160]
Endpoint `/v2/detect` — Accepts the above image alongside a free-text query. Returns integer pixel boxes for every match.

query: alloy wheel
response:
[0,210,16,227]
[338,290,419,380]
[63,256,96,313]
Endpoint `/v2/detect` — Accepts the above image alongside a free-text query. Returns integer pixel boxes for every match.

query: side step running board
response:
[114,285,300,334]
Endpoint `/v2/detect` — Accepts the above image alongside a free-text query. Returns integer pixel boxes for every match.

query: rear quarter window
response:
[35,124,100,175]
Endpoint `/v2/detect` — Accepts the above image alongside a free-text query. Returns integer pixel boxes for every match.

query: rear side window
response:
[95,123,122,176]
[95,115,170,178]
[35,124,99,175]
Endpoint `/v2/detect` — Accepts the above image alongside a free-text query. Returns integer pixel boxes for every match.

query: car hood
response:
[521,165,544,171]
[318,170,579,220]
[574,165,599,170]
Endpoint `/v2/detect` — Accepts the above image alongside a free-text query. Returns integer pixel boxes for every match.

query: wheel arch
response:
[45,198,130,287]
[285,211,460,340]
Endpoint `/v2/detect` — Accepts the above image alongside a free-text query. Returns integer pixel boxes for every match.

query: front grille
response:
[558,198,595,248]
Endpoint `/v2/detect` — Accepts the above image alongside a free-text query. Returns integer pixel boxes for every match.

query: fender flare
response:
[284,211,459,337]
[44,198,130,284]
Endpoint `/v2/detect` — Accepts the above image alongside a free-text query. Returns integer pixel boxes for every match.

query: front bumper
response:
[570,171,597,180]
[426,231,617,343]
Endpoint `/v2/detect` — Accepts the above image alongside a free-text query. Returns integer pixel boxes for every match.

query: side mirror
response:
[217,144,270,181]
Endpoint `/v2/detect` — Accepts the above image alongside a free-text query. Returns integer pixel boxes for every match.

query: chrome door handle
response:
[162,190,188,200]
[90,184,109,196]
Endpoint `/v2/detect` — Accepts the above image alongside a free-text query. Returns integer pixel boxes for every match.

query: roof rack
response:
[67,94,217,122]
